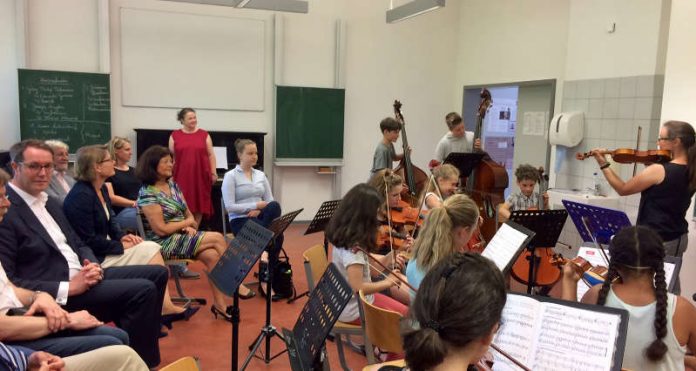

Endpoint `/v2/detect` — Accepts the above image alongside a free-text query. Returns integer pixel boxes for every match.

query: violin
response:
[376,225,409,251]
[550,255,609,286]
[575,148,672,164]
[388,200,426,227]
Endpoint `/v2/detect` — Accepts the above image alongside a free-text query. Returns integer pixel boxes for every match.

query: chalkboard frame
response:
[18,68,111,150]
[275,85,345,161]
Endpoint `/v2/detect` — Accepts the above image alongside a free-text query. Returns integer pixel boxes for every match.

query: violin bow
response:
[409,173,437,238]
[382,173,396,267]
[489,344,531,371]
[353,245,417,293]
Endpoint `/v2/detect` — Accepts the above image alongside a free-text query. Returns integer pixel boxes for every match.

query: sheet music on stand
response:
[208,221,274,296]
[481,221,535,275]
[493,293,629,371]
[443,152,485,178]
[562,200,631,245]
[284,264,353,371]
[574,246,682,299]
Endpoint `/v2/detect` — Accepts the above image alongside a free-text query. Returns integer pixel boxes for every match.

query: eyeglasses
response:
[657,137,674,142]
[19,162,54,173]
[99,158,115,164]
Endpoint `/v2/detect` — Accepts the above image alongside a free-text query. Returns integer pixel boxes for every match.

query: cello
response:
[466,89,509,242]
[393,100,429,208]
[510,167,562,291]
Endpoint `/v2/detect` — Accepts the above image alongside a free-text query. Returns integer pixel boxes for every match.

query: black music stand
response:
[207,222,274,371]
[443,152,485,178]
[288,200,342,304]
[509,209,568,295]
[283,263,353,371]
[242,208,304,370]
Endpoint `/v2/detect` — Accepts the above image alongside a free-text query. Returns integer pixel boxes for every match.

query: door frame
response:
[462,79,557,176]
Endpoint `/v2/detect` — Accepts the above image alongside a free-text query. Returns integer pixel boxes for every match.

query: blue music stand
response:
[561,200,631,246]
[208,221,274,371]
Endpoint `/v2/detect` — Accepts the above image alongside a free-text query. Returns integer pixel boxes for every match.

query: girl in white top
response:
[561,226,696,371]
[325,184,409,324]
[421,164,460,210]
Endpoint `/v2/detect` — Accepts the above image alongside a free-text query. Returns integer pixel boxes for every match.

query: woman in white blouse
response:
[222,139,282,299]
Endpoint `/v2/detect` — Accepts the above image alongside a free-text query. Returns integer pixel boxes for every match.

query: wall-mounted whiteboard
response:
[120,7,265,111]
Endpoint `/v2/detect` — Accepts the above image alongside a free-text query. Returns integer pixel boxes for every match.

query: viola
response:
[550,255,609,286]
[387,200,427,228]
[575,148,672,164]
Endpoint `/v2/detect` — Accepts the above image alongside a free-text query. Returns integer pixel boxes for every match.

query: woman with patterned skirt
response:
[136,145,235,322]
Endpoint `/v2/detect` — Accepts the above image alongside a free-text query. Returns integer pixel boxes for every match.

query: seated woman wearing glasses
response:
[136,146,232,322]
[63,145,197,326]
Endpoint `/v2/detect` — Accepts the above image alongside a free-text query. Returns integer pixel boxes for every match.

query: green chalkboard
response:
[275,86,344,160]
[18,69,111,150]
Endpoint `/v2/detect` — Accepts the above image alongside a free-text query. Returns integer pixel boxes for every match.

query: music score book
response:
[493,293,628,371]
[481,221,535,275]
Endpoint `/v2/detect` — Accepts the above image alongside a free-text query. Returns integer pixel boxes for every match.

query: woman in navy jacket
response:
[63,145,197,324]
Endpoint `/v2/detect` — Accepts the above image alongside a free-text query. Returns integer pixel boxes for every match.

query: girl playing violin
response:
[405,194,480,294]
[497,164,549,222]
[561,226,696,371]
[368,169,416,251]
[400,252,506,371]
[590,121,695,265]
[421,164,460,210]
[325,184,409,325]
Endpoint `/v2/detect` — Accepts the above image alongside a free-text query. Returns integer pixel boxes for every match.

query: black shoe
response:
[162,306,200,329]
[210,305,232,322]
[159,328,168,338]
[239,288,256,300]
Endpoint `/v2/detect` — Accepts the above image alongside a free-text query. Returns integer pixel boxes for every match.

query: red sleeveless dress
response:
[171,128,213,218]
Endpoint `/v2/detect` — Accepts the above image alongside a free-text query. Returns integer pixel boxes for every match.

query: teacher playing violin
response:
[590,121,696,284]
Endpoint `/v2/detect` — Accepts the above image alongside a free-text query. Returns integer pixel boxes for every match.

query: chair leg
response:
[334,333,351,371]
[364,332,376,365]
[168,264,207,306]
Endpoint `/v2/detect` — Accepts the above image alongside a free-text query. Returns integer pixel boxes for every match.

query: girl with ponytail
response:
[401,252,506,371]
[421,164,460,210]
[561,226,696,371]
[405,194,479,292]
[590,121,695,293]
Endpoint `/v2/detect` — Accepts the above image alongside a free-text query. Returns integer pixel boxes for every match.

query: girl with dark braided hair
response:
[590,121,696,293]
[561,226,696,371]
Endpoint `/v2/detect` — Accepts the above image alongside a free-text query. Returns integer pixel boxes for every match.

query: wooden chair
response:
[302,244,375,370]
[358,290,404,362]
[159,356,200,371]
[135,210,206,306]
[362,359,405,371]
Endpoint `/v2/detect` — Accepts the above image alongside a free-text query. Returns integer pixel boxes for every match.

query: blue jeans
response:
[114,208,138,232]
[229,201,284,250]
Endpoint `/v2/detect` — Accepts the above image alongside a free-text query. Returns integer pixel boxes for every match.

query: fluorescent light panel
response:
[158,0,308,13]
[386,0,445,23]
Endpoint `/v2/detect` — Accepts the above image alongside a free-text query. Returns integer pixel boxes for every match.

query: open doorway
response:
[463,80,556,197]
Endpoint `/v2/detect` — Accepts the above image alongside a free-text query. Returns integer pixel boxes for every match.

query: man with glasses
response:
[0,139,168,368]
[44,140,75,204]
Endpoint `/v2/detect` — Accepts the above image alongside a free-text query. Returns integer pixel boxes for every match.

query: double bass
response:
[393,101,429,207]
[466,89,509,242]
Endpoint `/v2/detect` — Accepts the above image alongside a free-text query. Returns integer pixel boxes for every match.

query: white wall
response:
[565,0,668,80]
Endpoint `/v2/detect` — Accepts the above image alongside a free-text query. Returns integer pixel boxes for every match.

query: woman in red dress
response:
[168,108,216,226]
